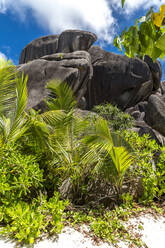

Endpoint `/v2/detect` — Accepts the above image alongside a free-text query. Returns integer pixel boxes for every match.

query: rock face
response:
[18,51,93,111]
[145,94,165,137]
[125,99,165,145]
[18,29,165,143]
[19,35,59,64]
[86,46,153,110]
[144,55,162,91]
[160,81,165,95]
[19,30,97,64]
[57,30,97,53]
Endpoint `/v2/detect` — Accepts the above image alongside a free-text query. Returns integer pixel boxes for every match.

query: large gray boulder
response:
[18,51,93,111]
[86,46,155,110]
[19,30,97,64]
[160,81,165,95]
[57,30,97,53]
[144,55,162,91]
[19,35,59,64]
[145,94,165,137]
[125,101,165,145]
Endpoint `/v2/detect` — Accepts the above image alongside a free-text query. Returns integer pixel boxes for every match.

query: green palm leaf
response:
[46,80,76,112]
[110,146,134,177]
[0,58,16,114]
[8,73,29,143]
[0,58,29,144]
[83,117,113,153]
[82,116,134,196]
[122,0,125,8]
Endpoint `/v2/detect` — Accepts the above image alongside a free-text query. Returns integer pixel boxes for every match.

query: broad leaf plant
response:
[117,3,165,61]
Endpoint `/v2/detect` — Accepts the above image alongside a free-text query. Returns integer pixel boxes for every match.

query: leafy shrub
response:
[93,103,134,131]
[121,130,164,202]
[0,144,43,204]
[0,193,68,246]
[0,59,164,247]
[156,147,165,197]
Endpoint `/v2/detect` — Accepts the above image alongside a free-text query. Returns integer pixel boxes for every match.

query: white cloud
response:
[0,0,6,13]
[0,52,7,60]
[0,0,116,44]
[0,0,164,44]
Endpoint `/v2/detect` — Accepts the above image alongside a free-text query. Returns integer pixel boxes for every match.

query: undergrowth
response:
[0,58,165,247]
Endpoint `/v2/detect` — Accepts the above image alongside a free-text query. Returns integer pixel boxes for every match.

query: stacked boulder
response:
[18,29,165,144]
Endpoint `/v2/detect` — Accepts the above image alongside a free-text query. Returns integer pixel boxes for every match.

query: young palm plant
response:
[43,80,90,198]
[83,117,134,199]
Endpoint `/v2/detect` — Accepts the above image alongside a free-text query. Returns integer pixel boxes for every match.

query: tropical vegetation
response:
[116,3,165,61]
[1,3,165,245]
[0,57,164,247]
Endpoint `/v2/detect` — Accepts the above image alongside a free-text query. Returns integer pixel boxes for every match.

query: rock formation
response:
[86,46,155,110]
[18,29,165,144]
[19,35,59,64]
[18,51,93,111]
[19,30,97,64]
[145,94,165,137]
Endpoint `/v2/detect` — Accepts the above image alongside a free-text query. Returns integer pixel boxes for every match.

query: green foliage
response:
[0,144,68,246]
[0,193,68,246]
[0,144,43,204]
[156,147,165,197]
[114,5,165,61]
[0,58,165,247]
[0,58,17,114]
[122,130,165,202]
[0,201,46,245]
[110,146,134,195]
[93,103,134,131]
[0,58,29,146]
[46,80,76,112]
[121,0,125,8]
[83,117,134,197]
[67,205,145,246]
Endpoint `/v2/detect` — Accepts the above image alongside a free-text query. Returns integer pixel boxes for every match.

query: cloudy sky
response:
[0,0,165,79]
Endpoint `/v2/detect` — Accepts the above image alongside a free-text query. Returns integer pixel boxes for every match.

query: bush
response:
[157,147,165,197]
[121,130,165,202]
[0,193,68,245]
[0,144,43,204]
[0,144,69,246]
[93,103,134,131]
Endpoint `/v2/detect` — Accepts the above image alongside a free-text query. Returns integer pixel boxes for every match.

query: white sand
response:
[0,214,165,248]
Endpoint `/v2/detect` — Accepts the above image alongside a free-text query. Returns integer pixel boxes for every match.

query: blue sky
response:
[0,0,165,80]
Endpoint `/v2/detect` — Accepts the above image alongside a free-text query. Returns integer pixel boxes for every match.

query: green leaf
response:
[46,80,76,112]
[151,47,162,62]
[155,33,165,51]
[122,0,125,8]
[113,6,165,61]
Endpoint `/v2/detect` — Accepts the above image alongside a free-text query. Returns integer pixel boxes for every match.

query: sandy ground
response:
[0,213,165,248]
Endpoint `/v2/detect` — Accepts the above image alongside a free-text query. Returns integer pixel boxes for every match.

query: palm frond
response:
[111,132,133,152]
[81,146,103,171]
[46,80,76,112]
[40,109,72,131]
[0,116,11,144]
[25,109,51,152]
[0,58,17,114]
[7,73,29,143]
[0,59,29,144]
[83,117,113,153]
[110,146,134,177]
